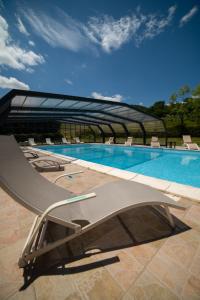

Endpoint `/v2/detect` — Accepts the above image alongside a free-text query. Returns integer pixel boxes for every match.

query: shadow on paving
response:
[20,206,190,290]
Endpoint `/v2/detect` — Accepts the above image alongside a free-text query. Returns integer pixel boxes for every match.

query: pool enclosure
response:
[0,89,167,144]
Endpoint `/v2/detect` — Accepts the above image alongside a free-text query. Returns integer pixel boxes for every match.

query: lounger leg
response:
[152,205,175,229]
[18,217,46,268]
[36,220,48,250]
[164,205,175,228]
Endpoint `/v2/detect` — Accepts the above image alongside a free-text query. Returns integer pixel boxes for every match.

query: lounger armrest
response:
[43,192,96,217]
[54,171,84,183]
[24,193,96,253]
[41,193,96,232]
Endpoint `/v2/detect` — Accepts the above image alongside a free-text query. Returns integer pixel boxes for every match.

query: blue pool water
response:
[37,144,200,188]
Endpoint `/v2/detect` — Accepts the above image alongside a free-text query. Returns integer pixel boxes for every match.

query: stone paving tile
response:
[0,238,26,299]
[123,270,179,300]
[124,239,165,266]
[147,251,188,296]
[6,286,36,300]
[159,230,200,270]
[189,245,200,278]
[103,250,144,291]
[182,274,200,300]
[184,205,200,227]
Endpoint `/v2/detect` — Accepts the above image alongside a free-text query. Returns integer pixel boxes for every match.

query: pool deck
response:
[1,158,200,300]
[33,146,200,202]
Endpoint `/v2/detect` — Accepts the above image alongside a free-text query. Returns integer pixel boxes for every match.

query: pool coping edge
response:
[31,146,200,202]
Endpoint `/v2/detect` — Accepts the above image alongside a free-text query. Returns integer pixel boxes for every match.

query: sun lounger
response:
[62,137,71,144]
[0,135,185,268]
[151,136,160,148]
[31,158,65,172]
[105,137,114,144]
[125,137,133,146]
[183,135,199,151]
[28,138,37,146]
[74,137,84,144]
[46,138,54,145]
[23,150,39,160]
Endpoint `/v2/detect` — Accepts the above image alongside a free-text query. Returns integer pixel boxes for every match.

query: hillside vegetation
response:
[136,84,200,137]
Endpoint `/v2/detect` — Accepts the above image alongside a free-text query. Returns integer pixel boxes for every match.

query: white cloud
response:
[86,5,176,51]
[23,9,90,52]
[135,5,176,46]
[85,15,142,52]
[91,92,123,102]
[16,16,29,36]
[65,78,73,85]
[19,5,176,54]
[179,6,198,27]
[0,15,44,70]
[28,40,35,46]
[0,75,30,90]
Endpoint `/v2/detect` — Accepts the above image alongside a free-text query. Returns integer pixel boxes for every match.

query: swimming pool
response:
[37,144,200,188]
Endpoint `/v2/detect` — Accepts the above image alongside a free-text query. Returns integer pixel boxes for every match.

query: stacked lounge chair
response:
[125,137,133,146]
[105,137,114,144]
[151,136,160,148]
[183,135,199,151]
[0,135,185,268]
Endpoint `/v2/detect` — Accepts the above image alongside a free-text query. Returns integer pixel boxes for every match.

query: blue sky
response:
[0,0,199,106]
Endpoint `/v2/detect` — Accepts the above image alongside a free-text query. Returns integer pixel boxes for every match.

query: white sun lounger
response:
[46,138,54,145]
[151,136,160,148]
[28,138,37,146]
[62,137,71,144]
[105,137,114,144]
[183,135,199,150]
[74,137,84,144]
[125,137,133,146]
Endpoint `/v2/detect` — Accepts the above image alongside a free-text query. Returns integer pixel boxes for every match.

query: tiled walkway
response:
[0,163,200,300]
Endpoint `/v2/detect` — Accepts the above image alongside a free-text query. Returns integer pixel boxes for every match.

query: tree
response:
[169,93,178,104]
[192,84,200,98]
[178,85,190,99]
[149,101,168,118]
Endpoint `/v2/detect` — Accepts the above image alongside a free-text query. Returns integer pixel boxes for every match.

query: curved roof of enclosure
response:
[0,89,165,136]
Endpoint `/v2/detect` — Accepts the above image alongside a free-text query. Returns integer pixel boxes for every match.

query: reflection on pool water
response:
[37,144,200,188]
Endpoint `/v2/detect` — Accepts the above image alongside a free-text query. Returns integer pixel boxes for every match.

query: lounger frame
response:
[18,194,178,268]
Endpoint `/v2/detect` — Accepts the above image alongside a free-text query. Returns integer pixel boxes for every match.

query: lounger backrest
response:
[28,138,35,145]
[151,136,159,142]
[62,137,68,143]
[46,138,52,144]
[0,135,72,216]
[183,135,192,143]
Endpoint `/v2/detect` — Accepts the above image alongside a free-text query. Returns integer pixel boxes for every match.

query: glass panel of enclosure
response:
[99,124,113,137]
[90,125,103,142]
[22,97,46,107]
[111,123,127,143]
[143,120,166,145]
[126,123,143,144]
[11,96,26,107]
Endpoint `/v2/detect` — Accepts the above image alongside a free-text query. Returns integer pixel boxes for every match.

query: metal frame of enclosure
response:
[0,89,167,144]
